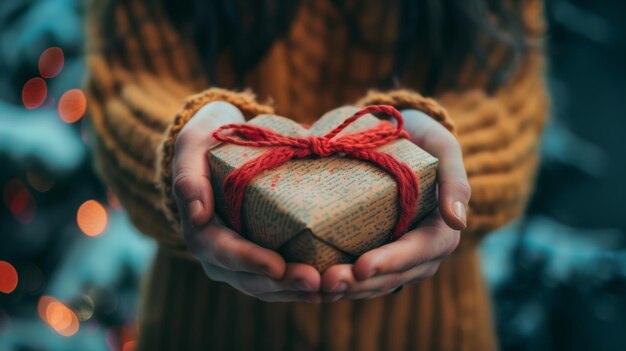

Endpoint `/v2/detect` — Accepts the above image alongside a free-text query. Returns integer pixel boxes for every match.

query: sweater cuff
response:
[158,88,274,228]
[355,90,456,134]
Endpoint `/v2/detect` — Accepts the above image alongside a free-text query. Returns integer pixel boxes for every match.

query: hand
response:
[172,101,321,303]
[321,108,470,301]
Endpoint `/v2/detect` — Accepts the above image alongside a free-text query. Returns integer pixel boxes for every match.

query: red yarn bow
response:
[212,105,419,240]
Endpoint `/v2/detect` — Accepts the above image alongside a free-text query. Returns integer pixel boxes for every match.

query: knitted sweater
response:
[86,0,548,350]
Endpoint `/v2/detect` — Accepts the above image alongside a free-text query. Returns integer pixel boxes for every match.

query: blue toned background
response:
[0,0,625,350]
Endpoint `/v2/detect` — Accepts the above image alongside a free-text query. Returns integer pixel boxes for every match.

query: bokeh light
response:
[21,77,47,109]
[26,170,55,192]
[123,340,136,351]
[76,200,108,237]
[3,178,36,224]
[0,261,18,294]
[37,296,56,325]
[72,294,95,321]
[107,187,122,211]
[38,47,64,78]
[58,89,87,123]
[37,296,54,320]
[38,296,80,337]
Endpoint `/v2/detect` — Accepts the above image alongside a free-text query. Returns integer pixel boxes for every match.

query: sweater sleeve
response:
[356,54,549,248]
[85,0,273,248]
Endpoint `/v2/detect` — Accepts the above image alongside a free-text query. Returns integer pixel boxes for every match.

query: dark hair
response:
[159,0,531,94]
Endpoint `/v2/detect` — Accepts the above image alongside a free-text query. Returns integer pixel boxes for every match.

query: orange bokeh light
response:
[58,89,87,123]
[77,200,108,236]
[22,77,47,109]
[39,47,64,78]
[47,302,73,332]
[123,340,137,351]
[38,296,55,321]
[38,296,80,337]
[0,261,18,294]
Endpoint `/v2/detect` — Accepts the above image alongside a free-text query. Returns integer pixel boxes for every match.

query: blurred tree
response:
[484,1,626,350]
[0,1,155,350]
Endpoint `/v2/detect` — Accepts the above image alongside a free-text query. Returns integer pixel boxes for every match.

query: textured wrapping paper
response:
[208,107,438,271]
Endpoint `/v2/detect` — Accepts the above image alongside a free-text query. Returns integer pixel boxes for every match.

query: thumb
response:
[401,109,471,230]
[172,101,245,228]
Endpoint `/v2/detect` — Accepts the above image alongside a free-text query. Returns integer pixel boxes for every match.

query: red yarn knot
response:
[212,105,419,241]
[308,136,335,157]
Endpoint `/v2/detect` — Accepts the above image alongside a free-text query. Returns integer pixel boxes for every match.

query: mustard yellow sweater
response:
[86,0,548,349]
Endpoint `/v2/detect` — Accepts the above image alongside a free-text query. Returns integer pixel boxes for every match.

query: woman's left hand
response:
[320,108,471,301]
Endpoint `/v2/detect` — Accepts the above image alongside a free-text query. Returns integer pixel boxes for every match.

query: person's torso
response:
[226,0,406,123]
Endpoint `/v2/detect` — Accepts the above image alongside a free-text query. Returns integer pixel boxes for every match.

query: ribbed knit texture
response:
[85,0,548,349]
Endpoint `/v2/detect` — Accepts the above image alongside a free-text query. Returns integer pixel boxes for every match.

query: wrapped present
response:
[207,106,438,271]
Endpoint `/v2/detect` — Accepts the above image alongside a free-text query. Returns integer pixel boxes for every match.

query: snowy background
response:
[1,0,625,350]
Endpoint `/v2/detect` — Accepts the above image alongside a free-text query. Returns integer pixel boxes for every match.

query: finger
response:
[282,262,322,292]
[200,262,320,294]
[401,109,471,230]
[352,210,459,280]
[190,221,287,279]
[347,261,440,293]
[172,102,245,228]
[322,261,441,294]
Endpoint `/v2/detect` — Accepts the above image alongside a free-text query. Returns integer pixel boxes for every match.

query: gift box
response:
[207,106,438,271]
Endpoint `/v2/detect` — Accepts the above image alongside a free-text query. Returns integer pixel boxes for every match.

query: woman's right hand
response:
[172,101,321,303]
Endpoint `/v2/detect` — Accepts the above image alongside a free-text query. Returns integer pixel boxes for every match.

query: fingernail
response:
[452,201,467,228]
[188,200,203,227]
[295,279,312,291]
[330,282,348,293]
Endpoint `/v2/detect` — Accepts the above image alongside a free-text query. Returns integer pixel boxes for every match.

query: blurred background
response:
[0,0,624,350]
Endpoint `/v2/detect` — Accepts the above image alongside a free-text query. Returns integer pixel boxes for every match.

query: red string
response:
[212,105,419,240]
